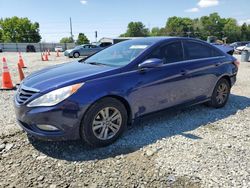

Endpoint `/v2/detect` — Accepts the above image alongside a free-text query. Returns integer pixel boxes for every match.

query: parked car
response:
[54,46,64,52]
[243,43,250,52]
[14,37,239,147]
[26,45,36,52]
[64,43,111,58]
[98,42,112,48]
[230,41,250,49]
[235,45,248,54]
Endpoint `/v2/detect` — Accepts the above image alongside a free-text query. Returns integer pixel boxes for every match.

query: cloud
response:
[238,19,250,25]
[185,7,199,13]
[186,0,219,13]
[198,0,219,8]
[80,0,87,5]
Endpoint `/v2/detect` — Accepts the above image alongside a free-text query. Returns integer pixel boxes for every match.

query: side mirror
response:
[138,58,164,69]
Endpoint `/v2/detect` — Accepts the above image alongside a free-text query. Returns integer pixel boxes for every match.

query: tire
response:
[207,78,231,108]
[73,52,80,58]
[80,98,128,147]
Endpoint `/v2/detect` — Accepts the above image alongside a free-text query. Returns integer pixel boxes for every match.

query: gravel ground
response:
[0,53,249,187]
[0,52,80,136]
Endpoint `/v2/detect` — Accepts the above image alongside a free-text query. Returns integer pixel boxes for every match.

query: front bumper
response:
[14,97,89,141]
[64,51,73,57]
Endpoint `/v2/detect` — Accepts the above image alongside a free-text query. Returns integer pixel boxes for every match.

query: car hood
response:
[22,61,116,92]
[65,49,74,53]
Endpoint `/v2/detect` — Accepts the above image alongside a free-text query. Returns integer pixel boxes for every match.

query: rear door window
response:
[184,41,222,60]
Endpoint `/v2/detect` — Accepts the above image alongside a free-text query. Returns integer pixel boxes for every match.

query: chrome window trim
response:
[162,55,226,67]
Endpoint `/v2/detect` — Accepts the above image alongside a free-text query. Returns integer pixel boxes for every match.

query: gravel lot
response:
[0,53,249,187]
[0,52,78,136]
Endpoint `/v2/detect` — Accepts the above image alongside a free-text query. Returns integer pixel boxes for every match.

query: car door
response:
[89,45,100,55]
[182,40,226,101]
[80,45,91,56]
[128,41,192,117]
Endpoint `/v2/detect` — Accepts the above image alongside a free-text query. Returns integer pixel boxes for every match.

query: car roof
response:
[128,36,204,44]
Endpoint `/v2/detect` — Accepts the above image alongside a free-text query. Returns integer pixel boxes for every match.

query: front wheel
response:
[207,78,231,108]
[80,98,128,147]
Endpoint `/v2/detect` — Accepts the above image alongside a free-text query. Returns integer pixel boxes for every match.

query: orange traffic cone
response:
[45,52,49,61]
[18,53,26,68]
[56,50,60,57]
[41,52,45,61]
[17,62,25,81]
[1,57,14,90]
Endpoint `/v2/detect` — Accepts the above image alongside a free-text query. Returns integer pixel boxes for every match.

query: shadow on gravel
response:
[30,94,250,161]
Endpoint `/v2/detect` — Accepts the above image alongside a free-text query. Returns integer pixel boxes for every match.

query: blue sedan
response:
[14,37,239,147]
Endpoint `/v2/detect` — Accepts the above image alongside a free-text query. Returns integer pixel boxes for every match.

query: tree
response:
[0,29,3,42]
[150,27,167,36]
[223,18,241,43]
[76,33,89,44]
[120,22,149,37]
[192,18,206,39]
[60,37,74,43]
[0,16,41,42]
[150,27,160,36]
[247,25,250,41]
[241,23,249,41]
[120,13,250,43]
[165,17,194,37]
[200,13,224,39]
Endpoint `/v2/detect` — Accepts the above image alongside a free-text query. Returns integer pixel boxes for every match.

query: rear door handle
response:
[180,70,188,76]
[215,62,222,67]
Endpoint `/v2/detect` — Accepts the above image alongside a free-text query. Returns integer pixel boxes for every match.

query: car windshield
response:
[75,46,83,49]
[84,40,153,67]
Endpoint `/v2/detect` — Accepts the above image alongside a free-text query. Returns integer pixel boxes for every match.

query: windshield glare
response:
[84,40,153,67]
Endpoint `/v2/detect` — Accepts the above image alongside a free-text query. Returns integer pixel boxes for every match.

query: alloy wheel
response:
[216,82,229,104]
[92,107,122,140]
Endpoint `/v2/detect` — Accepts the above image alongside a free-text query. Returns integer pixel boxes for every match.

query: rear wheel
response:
[80,98,127,147]
[207,78,231,108]
[73,52,80,58]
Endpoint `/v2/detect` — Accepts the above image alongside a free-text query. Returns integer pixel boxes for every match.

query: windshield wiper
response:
[86,62,107,66]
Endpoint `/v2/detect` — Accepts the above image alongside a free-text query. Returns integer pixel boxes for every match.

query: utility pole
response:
[95,31,98,43]
[70,17,73,41]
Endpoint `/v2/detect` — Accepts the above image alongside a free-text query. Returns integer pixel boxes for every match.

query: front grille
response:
[16,85,39,105]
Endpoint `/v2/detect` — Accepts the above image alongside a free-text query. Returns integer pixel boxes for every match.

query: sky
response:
[0,0,249,42]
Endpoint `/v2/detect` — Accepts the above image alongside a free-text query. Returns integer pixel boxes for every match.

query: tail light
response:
[233,60,240,68]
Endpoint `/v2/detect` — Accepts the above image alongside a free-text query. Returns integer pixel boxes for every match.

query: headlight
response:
[27,83,83,107]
